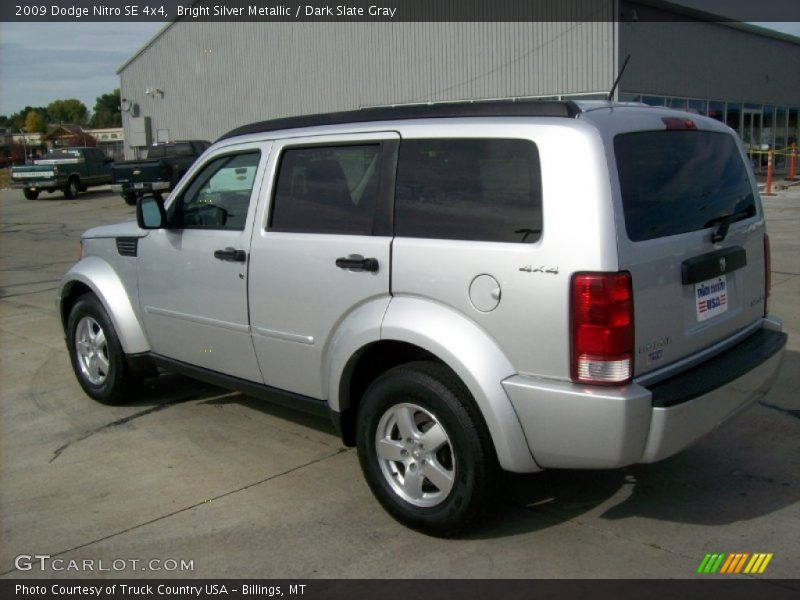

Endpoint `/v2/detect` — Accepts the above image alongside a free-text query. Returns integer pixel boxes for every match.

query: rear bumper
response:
[502,318,786,470]
[639,325,785,462]
[11,179,62,190]
[111,181,170,194]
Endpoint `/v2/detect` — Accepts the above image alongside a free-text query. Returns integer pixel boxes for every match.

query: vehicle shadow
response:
[131,351,800,540]
[468,351,800,539]
[23,188,115,202]
[130,372,337,438]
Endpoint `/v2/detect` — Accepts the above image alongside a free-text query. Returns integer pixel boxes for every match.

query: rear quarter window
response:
[394,138,542,243]
[614,130,756,242]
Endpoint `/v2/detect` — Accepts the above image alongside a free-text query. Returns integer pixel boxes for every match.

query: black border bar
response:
[3,0,800,23]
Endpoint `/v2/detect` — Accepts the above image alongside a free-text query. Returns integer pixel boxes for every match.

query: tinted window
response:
[174,142,194,156]
[168,152,260,231]
[394,139,542,243]
[143,146,164,159]
[614,131,755,242]
[270,145,381,235]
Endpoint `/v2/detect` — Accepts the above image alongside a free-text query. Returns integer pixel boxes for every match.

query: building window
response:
[687,99,706,115]
[762,105,775,149]
[775,107,788,168]
[708,101,725,122]
[641,96,666,107]
[726,103,742,134]
[668,97,688,110]
[789,108,799,146]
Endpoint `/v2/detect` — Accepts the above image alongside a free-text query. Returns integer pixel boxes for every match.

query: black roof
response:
[218,100,581,141]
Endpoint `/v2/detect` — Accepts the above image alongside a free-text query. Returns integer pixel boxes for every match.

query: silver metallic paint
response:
[382,296,539,473]
[57,256,150,354]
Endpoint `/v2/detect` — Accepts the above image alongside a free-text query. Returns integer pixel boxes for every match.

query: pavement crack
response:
[3,448,350,575]
[1,278,63,288]
[0,286,59,300]
[49,395,200,463]
[759,400,800,419]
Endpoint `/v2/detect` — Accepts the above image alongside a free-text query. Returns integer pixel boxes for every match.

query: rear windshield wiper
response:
[515,228,542,242]
[704,205,756,243]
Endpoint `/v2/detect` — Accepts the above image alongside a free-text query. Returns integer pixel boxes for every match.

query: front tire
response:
[23,188,39,200]
[64,177,80,199]
[66,293,138,404]
[122,192,137,206]
[356,362,499,536]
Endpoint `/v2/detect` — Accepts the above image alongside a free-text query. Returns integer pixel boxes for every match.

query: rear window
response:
[143,144,193,158]
[614,131,755,242]
[43,149,82,160]
[395,139,542,243]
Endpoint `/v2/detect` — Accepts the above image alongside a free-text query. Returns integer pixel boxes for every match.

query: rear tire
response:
[64,177,80,199]
[66,293,138,404]
[23,188,39,200]
[356,361,499,536]
[122,192,137,206]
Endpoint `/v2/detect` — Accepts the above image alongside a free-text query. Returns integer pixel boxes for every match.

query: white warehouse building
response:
[117,0,800,166]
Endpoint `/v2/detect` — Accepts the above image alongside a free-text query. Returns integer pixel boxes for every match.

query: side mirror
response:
[137,195,167,229]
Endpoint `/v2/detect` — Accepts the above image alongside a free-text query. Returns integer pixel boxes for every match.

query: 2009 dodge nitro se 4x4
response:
[57,101,786,534]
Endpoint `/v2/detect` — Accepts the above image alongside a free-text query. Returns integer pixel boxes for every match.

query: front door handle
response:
[336,256,379,272]
[214,247,247,262]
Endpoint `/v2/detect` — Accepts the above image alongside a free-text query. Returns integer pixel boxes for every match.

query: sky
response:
[0,22,164,116]
[0,16,798,117]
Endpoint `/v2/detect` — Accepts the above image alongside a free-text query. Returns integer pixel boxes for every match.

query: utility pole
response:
[19,129,28,164]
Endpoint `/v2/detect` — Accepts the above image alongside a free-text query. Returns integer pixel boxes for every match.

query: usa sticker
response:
[695,276,728,322]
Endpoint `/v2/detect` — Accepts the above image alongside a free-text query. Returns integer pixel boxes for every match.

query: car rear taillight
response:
[764,234,771,316]
[662,117,697,130]
[570,272,634,385]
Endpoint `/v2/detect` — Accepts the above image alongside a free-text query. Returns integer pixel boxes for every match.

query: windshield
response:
[614,131,755,242]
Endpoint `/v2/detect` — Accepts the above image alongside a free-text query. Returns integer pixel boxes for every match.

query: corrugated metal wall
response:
[119,18,616,151]
[619,13,800,104]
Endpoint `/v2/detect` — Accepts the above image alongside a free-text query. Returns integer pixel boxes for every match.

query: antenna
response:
[607,54,631,101]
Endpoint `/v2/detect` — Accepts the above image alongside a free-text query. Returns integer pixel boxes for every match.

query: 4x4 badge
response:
[519,265,559,274]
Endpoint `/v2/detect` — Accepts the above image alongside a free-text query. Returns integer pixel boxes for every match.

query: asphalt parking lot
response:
[0,184,798,581]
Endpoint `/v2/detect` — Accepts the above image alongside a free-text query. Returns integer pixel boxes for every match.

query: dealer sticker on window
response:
[695,276,728,322]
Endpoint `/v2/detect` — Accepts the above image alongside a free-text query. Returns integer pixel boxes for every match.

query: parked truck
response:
[111,140,210,205]
[11,147,113,200]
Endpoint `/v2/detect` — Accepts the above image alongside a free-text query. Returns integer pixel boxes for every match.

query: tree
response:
[24,110,46,133]
[3,106,48,131]
[47,98,88,125]
[89,89,122,128]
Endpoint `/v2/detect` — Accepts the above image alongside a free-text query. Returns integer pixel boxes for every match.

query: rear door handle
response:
[214,247,247,262]
[336,256,379,272]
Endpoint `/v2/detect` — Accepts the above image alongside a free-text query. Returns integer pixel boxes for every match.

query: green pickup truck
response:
[10,147,113,200]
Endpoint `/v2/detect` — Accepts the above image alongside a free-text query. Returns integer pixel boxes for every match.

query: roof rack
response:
[218,99,581,141]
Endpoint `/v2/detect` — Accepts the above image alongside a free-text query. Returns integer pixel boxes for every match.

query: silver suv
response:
[58,101,787,534]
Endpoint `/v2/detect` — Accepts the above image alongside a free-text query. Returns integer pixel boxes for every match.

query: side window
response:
[168,152,260,231]
[269,144,381,235]
[174,142,194,156]
[395,139,542,243]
